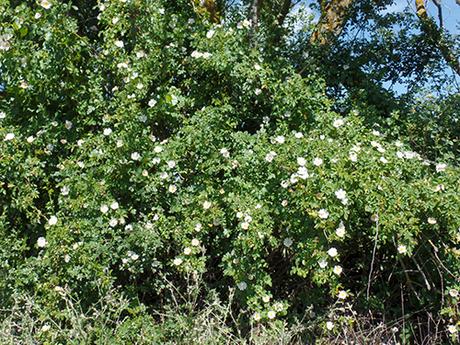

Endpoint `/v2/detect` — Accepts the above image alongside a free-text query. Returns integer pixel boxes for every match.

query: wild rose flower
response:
[37,237,47,248]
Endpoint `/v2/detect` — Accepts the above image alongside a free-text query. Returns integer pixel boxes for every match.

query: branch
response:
[277,0,293,27]
[415,0,460,76]
[251,0,263,29]
[192,0,220,23]
[430,0,443,28]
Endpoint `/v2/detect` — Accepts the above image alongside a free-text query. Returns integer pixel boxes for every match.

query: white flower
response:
[280,180,289,188]
[370,214,379,222]
[160,172,168,179]
[167,160,176,169]
[281,200,288,207]
[237,281,247,291]
[202,52,212,59]
[168,185,177,193]
[40,0,52,9]
[191,50,203,58]
[265,151,277,162]
[447,325,457,334]
[41,324,51,332]
[333,265,343,275]
[427,217,437,225]
[333,118,344,128]
[313,157,323,166]
[319,259,328,268]
[64,254,70,263]
[297,166,309,179]
[148,99,157,107]
[254,63,262,71]
[37,237,47,248]
[338,290,348,299]
[294,132,304,138]
[254,88,262,95]
[327,247,338,257]
[220,148,230,158]
[435,163,447,172]
[109,218,118,227]
[48,216,58,226]
[100,204,109,213]
[397,244,407,255]
[136,50,146,58]
[283,238,293,247]
[131,152,140,161]
[206,29,215,38]
[403,151,416,159]
[449,289,458,298]
[326,321,334,330]
[191,238,200,246]
[275,135,285,144]
[114,40,124,48]
[158,7,165,15]
[203,201,212,210]
[241,19,251,28]
[318,209,329,219]
[34,12,42,19]
[64,120,73,129]
[4,133,15,141]
[335,189,347,201]
[262,295,271,303]
[110,201,119,210]
[25,135,35,143]
[349,152,358,162]
[154,145,163,153]
[253,312,261,321]
[184,247,192,255]
[115,139,124,148]
[335,222,346,238]
[60,186,70,196]
[195,223,202,232]
[103,128,112,136]
[267,310,276,319]
[0,111,5,119]
[173,257,183,266]
[297,157,306,166]
[372,130,381,136]
[0,35,12,51]
[241,222,250,230]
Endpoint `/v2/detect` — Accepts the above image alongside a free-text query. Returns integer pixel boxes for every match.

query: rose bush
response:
[1,0,459,342]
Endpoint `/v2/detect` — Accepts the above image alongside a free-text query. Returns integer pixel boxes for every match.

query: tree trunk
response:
[310,0,354,45]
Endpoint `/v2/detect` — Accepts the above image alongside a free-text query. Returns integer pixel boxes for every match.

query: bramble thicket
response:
[0,0,459,343]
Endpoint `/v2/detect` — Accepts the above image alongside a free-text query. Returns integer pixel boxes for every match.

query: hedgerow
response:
[0,0,459,343]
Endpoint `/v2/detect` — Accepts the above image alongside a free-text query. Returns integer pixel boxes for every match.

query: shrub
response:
[0,0,459,342]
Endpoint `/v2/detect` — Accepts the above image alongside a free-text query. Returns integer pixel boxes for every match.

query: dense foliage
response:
[0,0,459,343]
